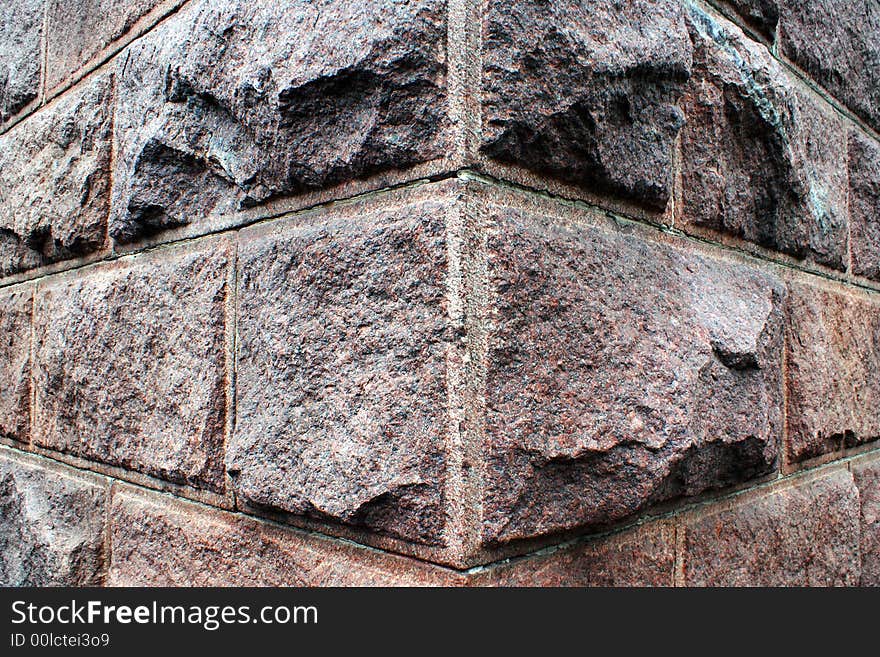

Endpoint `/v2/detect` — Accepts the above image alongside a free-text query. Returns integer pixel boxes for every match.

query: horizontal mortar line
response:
[698,0,880,144]
[460,169,880,297]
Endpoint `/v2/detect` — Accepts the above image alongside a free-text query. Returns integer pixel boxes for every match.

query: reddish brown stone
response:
[108,486,461,586]
[0,0,44,123]
[472,523,674,587]
[482,199,784,544]
[33,240,230,491]
[682,469,860,586]
[849,131,880,282]
[785,282,880,462]
[0,287,31,443]
[852,457,880,586]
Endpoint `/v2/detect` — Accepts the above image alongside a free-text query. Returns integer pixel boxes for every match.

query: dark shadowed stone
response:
[852,457,880,586]
[785,281,880,463]
[682,469,860,585]
[0,73,113,278]
[481,0,692,211]
[0,287,31,443]
[849,131,880,281]
[723,0,779,39]
[232,196,452,545]
[778,0,880,132]
[0,451,107,586]
[32,240,230,491]
[679,7,848,270]
[110,0,449,244]
[482,202,785,544]
[0,0,44,123]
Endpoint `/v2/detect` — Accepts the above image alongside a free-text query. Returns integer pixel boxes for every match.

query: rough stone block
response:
[482,199,785,544]
[723,0,780,39]
[0,450,107,586]
[0,73,113,278]
[33,240,230,491]
[852,457,880,586]
[0,0,44,123]
[109,486,460,586]
[778,0,880,133]
[481,0,692,211]
[681,469,860,585]
[0,287,31,443]
[849,131,880,281]
[679,6,848,269]
[232,193,452,545]
[110,0,449,244]
[45,0,174,93]
[472,523,674,587]
[785,282,880,462]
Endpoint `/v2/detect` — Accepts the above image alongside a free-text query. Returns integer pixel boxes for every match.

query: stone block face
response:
[473,523,674,587]
[785,282,880,463]
[681,469,860,586]
[849,131,880,281]
[109,486,460,586]
[852,457,880,586]
[724,0,780,39]
[0,73,113,278]
[33,240,230,491]
[481,199,785,544]
[679,7,848,269]
[0,287,32,443]
[0,450,107,586]
[232,193,452,545]
[45,0,173,93]
[778,0,880,133]
[0,0,44,123]
[110,0,449,244]
[480,0,692,211]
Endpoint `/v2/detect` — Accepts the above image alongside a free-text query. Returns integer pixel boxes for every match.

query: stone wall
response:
[1,0,878,586]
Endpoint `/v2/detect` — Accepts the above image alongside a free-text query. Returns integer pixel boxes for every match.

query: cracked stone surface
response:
[0,0,44,123]
[482,201,785,544]
[0,287,31,443]
[111,0,449,244]
[849,130,880,281]
[481,0,693,211]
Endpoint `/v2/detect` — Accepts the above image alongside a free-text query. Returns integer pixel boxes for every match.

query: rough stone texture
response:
[0,73,113,278]
[232,199,450,545]
[0,0,44,123]
[0,451,107,586]
[33,241,230,491]
[473,523,674,587]
[481,0,693,211]
[778,0,880,133]
[45,0,171,93]
[785,282,880,463]
[849,131,880,281]
[682,470,860,585]
[0,287,31,443]
[111,0,449,244]
[483,202,785,544]
[109,486,460,586]
[680,7,848,270]
[852,458,880,586]
[724,0,780,39]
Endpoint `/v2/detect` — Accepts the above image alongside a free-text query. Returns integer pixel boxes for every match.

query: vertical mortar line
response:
[102,479,116,585]
[844,130,853,281]
[28,284,38,451]
[223,233,239,510]
[40,0,49,105]
[779,279,790,477]
[446,0,483,166]
[673,518,686,587]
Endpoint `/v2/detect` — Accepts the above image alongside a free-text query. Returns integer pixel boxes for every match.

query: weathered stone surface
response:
[849,131,880,281]
[0,287,31,443]
[724,0,779,39]
[109,486,460,586]
[481,0,692,210]
[0,73,113,278]
[111,0,449,244]
[473,523,674,587]
[785,282,880,462]
[682,470,860,585]
[45,0,171,93]
[0,450,107,586]
[232,198,450,545]
[0,0,44,123]
[680,7,848,270]
[852,458,880,586]
[33,241,230,491]
[483,202,785,544]
[778,0,880,132]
